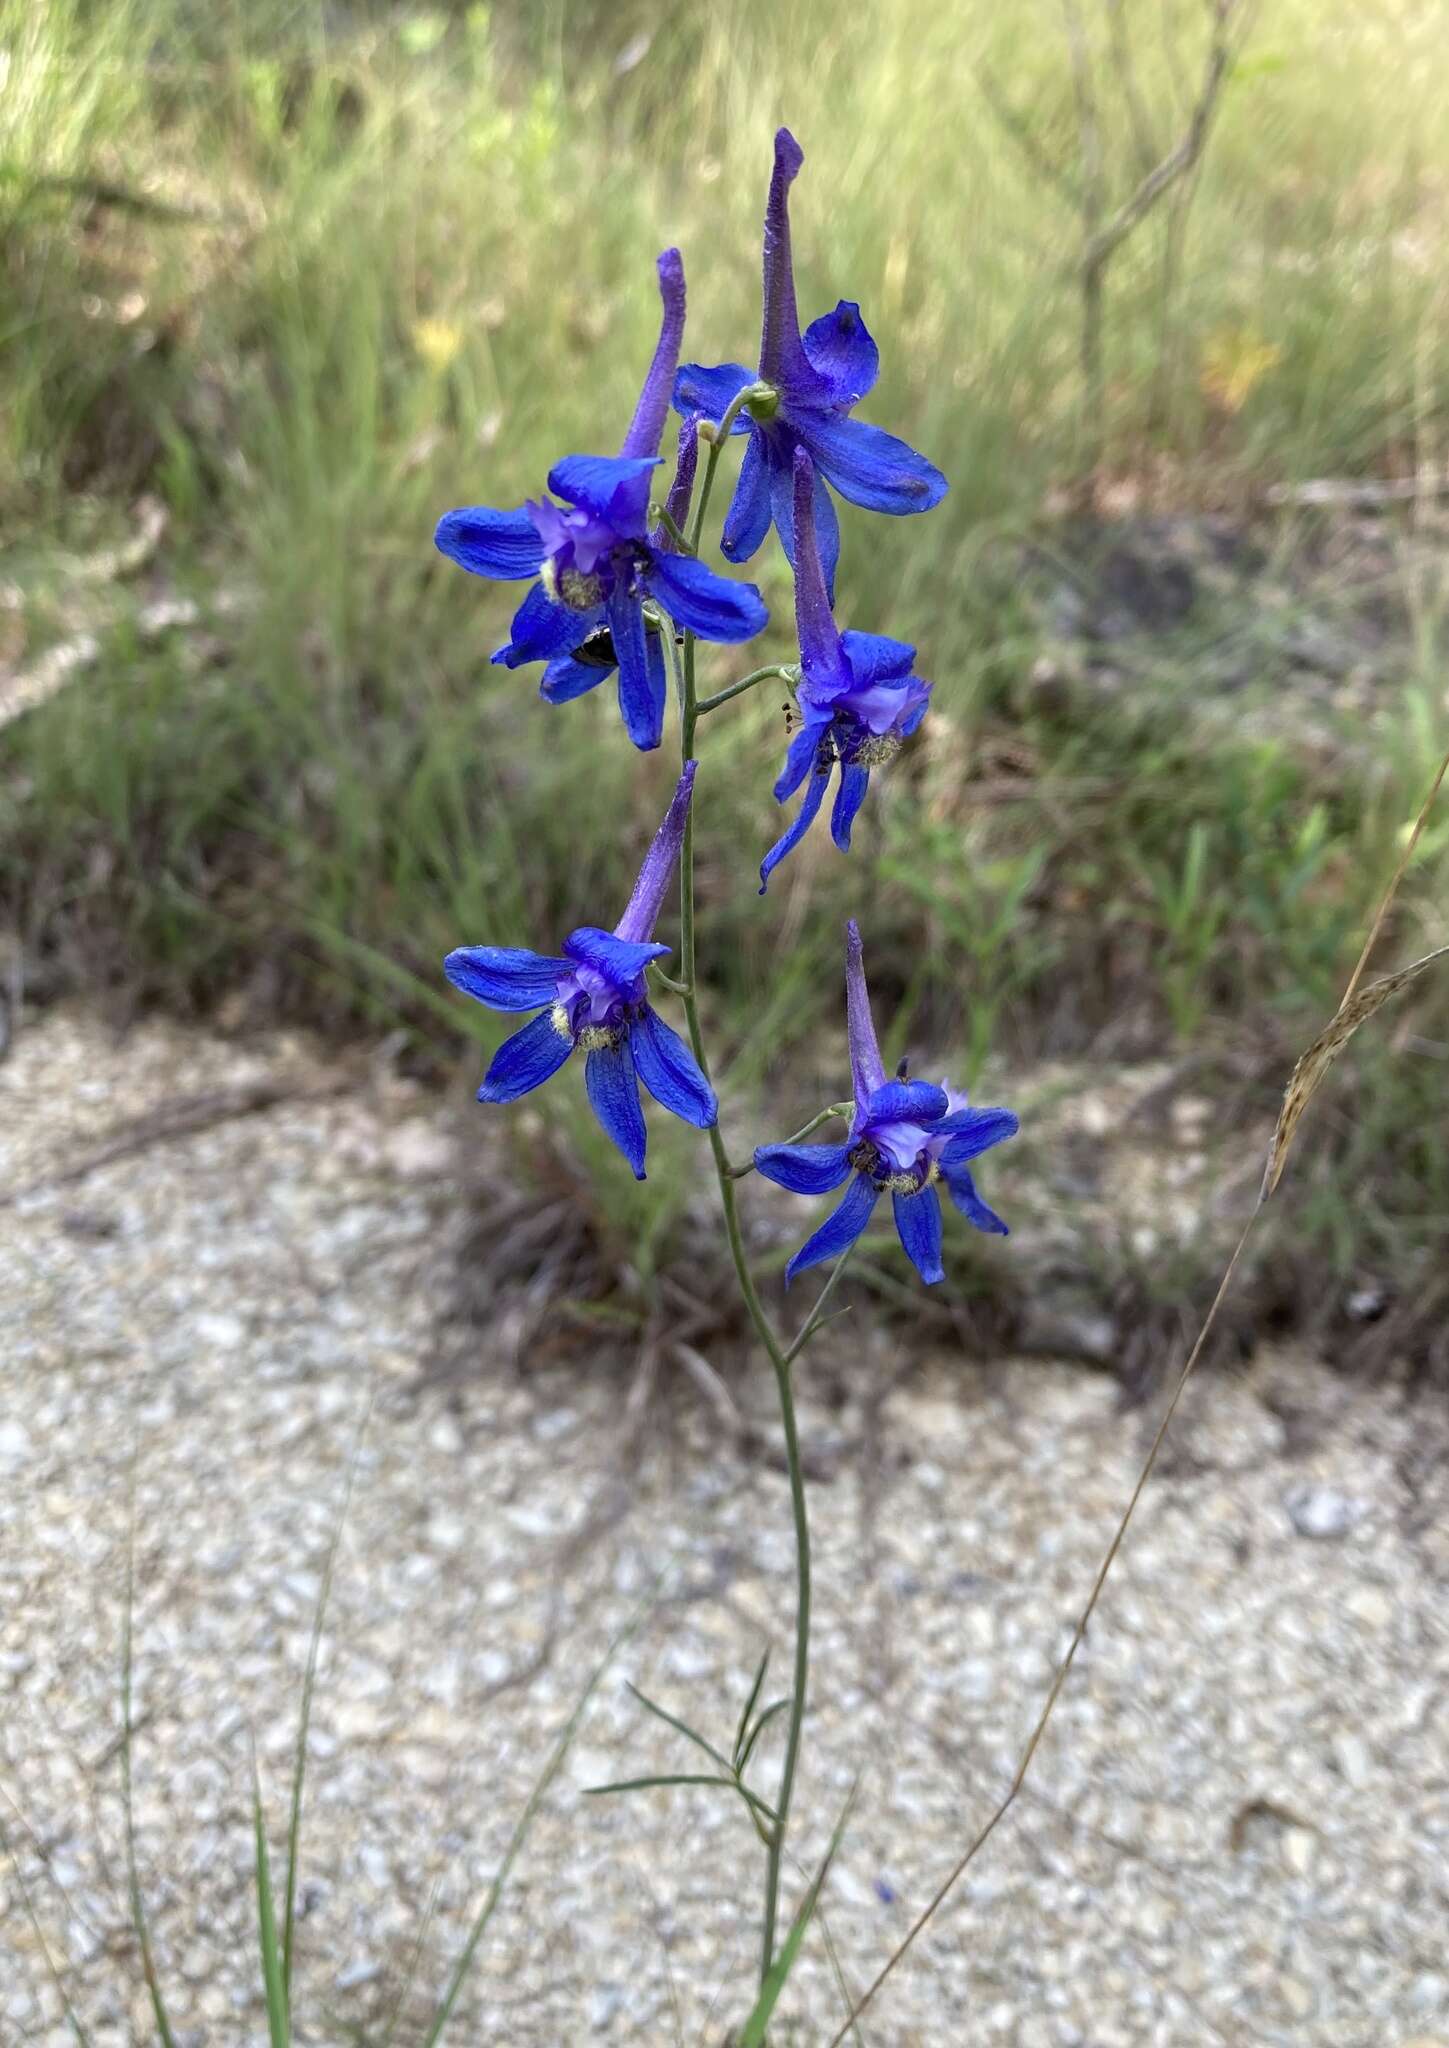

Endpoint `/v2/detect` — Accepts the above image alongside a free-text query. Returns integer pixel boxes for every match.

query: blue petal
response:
[717,432,771,565]
[892,1184,944,1284]
[644,551,767,644]
[493,581,592,669]
[540,649,611,702]
[773,718,827,802]
[585,1037,648,1179]
[435,505,545,581]
[784,1172,879,1287]
[900,686,931,738]
[479,1010,574,1104]
[792,410,947,518]
[444,946,568,1013]
[753,1141,853,1195]
[607,586,665,752]
[801,301,880,407]
[766,439,840,601]
[811,472,841,606]
[672,361,755,432]
[758,766,831,895]
[864,1079,951,1125]
[936,1107,1020,1160]
[940,1160,1010,1236]
[830,763,871,851]
[545,454,660,534]
[631,1003,717,1129]
[563,926,670,985]
[840,629,917,687]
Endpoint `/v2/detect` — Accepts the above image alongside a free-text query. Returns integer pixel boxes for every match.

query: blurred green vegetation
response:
[2,0,1447,1327]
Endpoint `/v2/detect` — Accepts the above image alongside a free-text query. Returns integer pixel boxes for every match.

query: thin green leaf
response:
[738,1785,858,2048]
[419,1609,642,2048]
[732,1649,771,1769]
[625,1681,733,1773]
[589,1773,779,1827]
[283,1398,370,1999]
[737,1695,792,1776]
[252,1758,291,2048]
[0,1802,94,2048]
[121,1483,179,2048]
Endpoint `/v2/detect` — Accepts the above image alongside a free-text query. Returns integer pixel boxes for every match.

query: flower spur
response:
[754,920,1018,1283]
[443,765,716,1178]
[435,251,767,752]
[673,128,946,598]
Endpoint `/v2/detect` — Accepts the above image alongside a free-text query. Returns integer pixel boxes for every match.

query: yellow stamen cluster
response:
[557,566,605,611]
[576,1021,624,1052]
[880,1158,939,1195]
[853,733,904,770]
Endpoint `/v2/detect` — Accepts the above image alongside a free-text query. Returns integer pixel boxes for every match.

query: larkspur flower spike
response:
[443,765,717,1178]
[434,252,767,752]
[759,448,931,892]
[754,920,1018,1284]
[673,128,947,598]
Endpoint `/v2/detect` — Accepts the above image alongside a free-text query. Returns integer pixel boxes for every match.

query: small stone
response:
[383,1119,453,1181]
[1346,1585,1393,1629]
[1333,1731,1374,1786]
[335,1956,381,1991]
[1285,1484,1363,1540]
[1282,1827,1316,1877]
[1279,1977,1315,2018]
[589,1984,624,2029]
[195,1310,245,1351]
[0,1420,33,1468]
[332,1699,385,1741]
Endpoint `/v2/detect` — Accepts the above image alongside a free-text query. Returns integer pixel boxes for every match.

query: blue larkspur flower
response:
[435,251,768,752]
[754,921,1018,1285]
[672,128,947,598]
[444,765,716,1178]
[759,448,931,892]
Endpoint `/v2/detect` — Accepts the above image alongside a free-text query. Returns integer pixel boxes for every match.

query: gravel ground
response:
[2,1006,1447,2048]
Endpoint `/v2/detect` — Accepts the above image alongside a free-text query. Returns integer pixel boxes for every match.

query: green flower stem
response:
[785,1245,857,1366]
[727,1102,853,1179]
[677,609,812,1990]
[686,383,764,553]
[697,664,800,719]
[649,504,695,554]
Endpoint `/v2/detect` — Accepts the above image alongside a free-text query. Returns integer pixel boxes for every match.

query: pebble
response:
[1286,1483,1364,1540]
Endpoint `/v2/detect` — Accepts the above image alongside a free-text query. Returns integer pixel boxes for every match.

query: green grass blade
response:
[0,1802,94,2048]
[121,1486,179,2048]
[737,1695,792,1776]
[418,1610,643,2048]
[252,1757,291,2048]
[282,1397,370,2000]
[585,1773,778,1825]
[625,1681,733,1773]
[738,1784,858,2048]
[732,1648,770,1769]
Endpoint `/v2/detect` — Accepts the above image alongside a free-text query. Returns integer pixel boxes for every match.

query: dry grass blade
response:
[826,739,1449,2044]
[1260,944,1449,1201]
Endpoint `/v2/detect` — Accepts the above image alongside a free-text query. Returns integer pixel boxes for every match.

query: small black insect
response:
[574,626,618,670]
